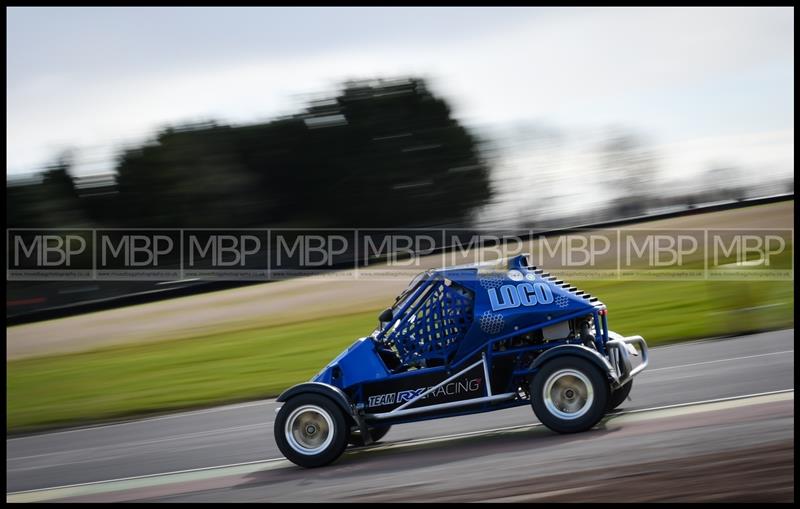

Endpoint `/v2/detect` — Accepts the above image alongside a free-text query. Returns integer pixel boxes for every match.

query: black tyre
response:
[607,380,633,411]
[530,356,610,434]
[274,393,350,468]
[348,425,392,447]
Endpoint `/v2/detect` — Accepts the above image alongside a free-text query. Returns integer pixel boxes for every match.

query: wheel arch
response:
[277,382,357,423]
[531,344,617,383]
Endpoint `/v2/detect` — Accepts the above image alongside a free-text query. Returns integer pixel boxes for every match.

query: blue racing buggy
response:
[274,254,649,467]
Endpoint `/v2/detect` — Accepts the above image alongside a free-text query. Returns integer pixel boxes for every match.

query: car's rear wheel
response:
[348,424,392,447]
[608,380,633,411]
[274,393,349,468]
[530,357,609,433]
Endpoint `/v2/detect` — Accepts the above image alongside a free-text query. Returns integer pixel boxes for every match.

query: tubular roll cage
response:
[360,270,624,422]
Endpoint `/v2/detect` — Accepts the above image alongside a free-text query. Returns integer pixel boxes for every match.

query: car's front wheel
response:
[274,393,350,468]
[530,356,609,434]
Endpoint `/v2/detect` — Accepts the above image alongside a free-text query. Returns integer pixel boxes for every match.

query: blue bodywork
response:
[295,254,618,426]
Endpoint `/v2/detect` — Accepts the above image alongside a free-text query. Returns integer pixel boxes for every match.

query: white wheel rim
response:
[285,404,334,455]
[543,368,594,420]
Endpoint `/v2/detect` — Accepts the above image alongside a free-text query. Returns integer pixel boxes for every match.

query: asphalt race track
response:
[6,329,795,502]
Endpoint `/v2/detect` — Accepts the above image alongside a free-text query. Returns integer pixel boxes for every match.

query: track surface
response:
[6,329,795,502]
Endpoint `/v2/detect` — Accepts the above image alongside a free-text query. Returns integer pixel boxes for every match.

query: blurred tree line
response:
[7,77,492,229]
[7,156,89,228]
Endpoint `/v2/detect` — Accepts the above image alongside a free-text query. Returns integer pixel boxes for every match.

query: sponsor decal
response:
[507,269,524,281]
[367,377,482,408]
[488,282,554,311]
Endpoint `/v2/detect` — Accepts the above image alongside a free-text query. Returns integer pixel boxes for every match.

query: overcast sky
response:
[6,6,794,182]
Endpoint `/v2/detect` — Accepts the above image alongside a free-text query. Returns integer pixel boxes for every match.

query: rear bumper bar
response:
[606,332,649,389]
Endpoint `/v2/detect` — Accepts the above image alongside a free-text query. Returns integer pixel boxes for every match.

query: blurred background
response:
[5,7,794,437]
[8,7,793,230]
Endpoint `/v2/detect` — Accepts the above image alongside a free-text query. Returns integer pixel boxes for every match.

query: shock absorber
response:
[579,319,595,348]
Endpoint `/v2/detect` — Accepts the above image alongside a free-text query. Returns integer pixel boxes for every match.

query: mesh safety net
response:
[382,278,474,366]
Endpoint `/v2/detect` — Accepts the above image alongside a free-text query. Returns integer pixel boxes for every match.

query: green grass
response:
[7,310,376,432]
[7,275,793,432]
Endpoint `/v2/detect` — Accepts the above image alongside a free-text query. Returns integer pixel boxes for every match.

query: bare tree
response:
[600,131,659,216]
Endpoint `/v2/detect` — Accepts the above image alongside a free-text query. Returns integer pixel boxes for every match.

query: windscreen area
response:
[391,271,431,313]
